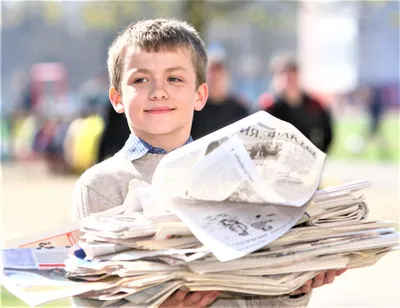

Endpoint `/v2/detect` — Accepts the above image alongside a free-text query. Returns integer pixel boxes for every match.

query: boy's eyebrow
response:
[165,66,188,73]
[129,66,188,75]
[129,68,150,75]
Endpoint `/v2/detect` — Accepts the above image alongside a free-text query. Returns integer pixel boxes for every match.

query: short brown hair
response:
[107,18,208,92]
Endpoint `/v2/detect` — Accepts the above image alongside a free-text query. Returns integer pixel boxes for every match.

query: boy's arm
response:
[211,293,311,308]
[71,180,122,221]
[244,293,311,307]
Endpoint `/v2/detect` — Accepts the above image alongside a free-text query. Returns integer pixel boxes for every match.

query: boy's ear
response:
[194,83,208,111]
[109,87,124,113]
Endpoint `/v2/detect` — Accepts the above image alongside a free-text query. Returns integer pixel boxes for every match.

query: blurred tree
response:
[368,0,389,8]
[42,2,62,26]
[80,1,179,31]
[389,10,400,28]
[1,1,27,29]
[203,1,298,34]
[146,1,181,20]
[184,0,207,38]
[81,1,121,30]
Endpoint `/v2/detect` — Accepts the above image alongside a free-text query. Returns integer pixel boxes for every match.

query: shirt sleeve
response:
[245,293,311,307]
[71,179,120,221]
[211,293,312,308]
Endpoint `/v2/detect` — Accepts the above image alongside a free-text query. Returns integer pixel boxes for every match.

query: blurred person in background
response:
[81,70,131,163]
[42,117,72,173]
[258,53,334,153]
[191,52,249,140]
[97,94,131,162]
[63,103,105,174]
[363,86,385,141]
[80,68,109,107]
[347,85,390,158]
[10,69,33,115]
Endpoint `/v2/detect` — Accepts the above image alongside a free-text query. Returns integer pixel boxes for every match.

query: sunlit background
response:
[1,1,399,307]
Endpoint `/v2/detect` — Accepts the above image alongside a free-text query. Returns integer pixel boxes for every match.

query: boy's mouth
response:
[145,107,175,114]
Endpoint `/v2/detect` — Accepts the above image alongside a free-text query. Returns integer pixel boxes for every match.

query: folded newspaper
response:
[2,201,398,307]
[152,111,326,207]
[2,111,399,307]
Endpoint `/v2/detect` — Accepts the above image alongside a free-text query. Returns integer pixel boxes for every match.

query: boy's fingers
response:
[289,289,302,295]
[300,279,313,293]
[289,280,311,295]
[312,272,325,288]
[337,268,347,276]
[172,289,190,302]
[325,269,337,284]
[289,269,347,297]
[195,291,220,308]
[184,291,210,305]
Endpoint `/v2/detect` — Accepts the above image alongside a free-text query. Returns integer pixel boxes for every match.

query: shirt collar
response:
[118,134,193,161]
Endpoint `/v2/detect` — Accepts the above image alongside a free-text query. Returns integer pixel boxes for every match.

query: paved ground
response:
[1,159,399,307]
[310,159,400,308]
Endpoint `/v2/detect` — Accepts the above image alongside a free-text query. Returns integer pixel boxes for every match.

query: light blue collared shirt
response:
[117,134,193,161]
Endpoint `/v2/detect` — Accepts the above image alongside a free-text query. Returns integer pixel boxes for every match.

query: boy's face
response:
[109,47,207,142]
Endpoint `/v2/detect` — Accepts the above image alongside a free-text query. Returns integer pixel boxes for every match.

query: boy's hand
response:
[160,290,220,308]
[289,269,347,296]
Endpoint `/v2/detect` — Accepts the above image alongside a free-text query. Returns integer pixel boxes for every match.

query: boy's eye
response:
[168,77,183,82]
[133,78,149,84]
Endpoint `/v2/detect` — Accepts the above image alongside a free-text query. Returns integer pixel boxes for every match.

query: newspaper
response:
[70,112,325,263]
[147,111,326,261]
[4,222,81,249]
[152,111,326,207]
[187,227,399,274]
[313,180,371,200]
[2,247,70,270]
[168,198,307,262]
[2,111,399,307]
[304,180,371,227]
[307,202,369,227]
[0,268,114,307]
[1,222,81,272]
[70,181,379,266]
[68,181,377,265]
[2,206,399,307]
[77,198,307,263]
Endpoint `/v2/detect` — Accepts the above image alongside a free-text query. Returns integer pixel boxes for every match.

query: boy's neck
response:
[135,130,191,153]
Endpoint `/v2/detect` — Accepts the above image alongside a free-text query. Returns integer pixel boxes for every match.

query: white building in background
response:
[357,1,399,87]
[298,0,399,95]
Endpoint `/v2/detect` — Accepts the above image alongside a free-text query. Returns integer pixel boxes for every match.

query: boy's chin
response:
[144,126,182,136]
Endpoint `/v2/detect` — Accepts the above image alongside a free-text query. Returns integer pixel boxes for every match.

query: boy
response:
[72,19,344,307]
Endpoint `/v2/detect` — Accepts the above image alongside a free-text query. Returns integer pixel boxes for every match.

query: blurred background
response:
[1,0,399,307]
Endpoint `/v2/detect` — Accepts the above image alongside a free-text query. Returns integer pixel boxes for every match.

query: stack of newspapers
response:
[2,112,399,307]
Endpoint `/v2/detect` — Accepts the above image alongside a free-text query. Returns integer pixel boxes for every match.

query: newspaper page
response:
[2,247,70,269]
[169,198,308,262]
[5,222,81,249]
[152,111,326,207]
[2,223,81,271]
[187,231,399,274]
[1,268,112,307]
[313,179,371,200]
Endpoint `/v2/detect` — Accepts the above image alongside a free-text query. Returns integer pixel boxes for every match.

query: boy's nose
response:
[149,83,169,100]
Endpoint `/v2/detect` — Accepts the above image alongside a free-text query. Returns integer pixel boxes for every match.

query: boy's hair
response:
[107,18,208,92]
